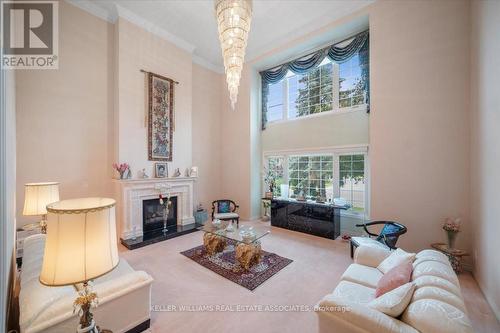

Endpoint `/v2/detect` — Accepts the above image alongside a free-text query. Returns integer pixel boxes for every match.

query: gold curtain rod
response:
[140,69,179,84]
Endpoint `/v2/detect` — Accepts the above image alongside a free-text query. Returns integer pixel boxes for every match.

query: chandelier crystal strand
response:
[215,0,252,109]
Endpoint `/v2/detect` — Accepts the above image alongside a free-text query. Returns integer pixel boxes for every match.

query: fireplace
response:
[142,196,178,233]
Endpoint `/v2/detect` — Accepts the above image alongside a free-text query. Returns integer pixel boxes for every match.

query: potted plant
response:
[443,217,461,249]
[263,167,276,199]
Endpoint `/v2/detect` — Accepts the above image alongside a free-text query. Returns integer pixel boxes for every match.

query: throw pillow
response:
[377,248,416,274]
[218,201,231,213]
[375,261,413,297]
[369,282,416,317]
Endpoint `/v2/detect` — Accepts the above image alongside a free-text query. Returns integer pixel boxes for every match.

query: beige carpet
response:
[120,220,499,333]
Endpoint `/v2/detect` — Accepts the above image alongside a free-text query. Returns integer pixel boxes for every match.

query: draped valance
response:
[260,30,369,129]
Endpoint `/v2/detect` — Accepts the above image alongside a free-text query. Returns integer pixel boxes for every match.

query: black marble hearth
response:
[120,223,202,250]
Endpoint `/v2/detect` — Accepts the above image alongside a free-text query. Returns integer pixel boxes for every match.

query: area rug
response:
[181,242,293,291]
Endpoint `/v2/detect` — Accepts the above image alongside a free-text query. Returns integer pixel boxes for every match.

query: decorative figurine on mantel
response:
[173,168,181,177]
[139,168,149,179]
[189,166,198,177]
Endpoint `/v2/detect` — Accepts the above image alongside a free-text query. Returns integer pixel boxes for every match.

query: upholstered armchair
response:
[211,200,240,227]
[350,221,407,257]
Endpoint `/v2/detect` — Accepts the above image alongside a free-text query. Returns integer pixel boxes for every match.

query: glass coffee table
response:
[199,223,270,270]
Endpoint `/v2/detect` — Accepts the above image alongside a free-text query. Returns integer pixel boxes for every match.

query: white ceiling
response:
[71,0,373,72]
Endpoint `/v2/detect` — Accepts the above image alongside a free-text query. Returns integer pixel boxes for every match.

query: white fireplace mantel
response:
[113,177,197,240]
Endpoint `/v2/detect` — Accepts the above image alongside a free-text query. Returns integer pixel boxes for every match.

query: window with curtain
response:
[261,30,369,128]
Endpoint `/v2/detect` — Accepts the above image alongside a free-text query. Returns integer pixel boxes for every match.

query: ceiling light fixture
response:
[215,0,252,109]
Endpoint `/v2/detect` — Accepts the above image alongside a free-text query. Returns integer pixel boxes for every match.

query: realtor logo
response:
[1,1,58,69]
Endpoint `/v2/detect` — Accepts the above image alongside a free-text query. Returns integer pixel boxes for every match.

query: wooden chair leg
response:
[350,241,354,258]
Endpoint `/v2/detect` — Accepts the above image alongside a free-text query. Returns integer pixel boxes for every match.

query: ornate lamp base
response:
[74,282,113,333]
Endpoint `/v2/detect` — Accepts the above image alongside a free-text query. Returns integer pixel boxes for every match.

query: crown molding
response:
[65,0,226,68]
[192,55,224,74]
[65,0,117,23]
[115,4,196,54]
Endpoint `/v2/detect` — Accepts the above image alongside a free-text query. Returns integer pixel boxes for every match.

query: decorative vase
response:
[162,207,169,233]
[446,230,458,249]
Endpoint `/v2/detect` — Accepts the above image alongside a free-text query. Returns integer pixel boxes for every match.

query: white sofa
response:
[316,246,473,333]
[19,234,154,333]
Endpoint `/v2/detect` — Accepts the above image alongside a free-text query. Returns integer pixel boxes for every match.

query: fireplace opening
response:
[142,196,178,233]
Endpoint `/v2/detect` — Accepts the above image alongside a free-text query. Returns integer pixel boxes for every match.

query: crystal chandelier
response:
[215,0,253,109]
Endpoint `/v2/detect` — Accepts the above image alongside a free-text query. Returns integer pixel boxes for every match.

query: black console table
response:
[270,199,344,240]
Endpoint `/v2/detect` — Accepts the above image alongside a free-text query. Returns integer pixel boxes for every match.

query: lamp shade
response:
[23,182,60,216]
[40,197,119,286]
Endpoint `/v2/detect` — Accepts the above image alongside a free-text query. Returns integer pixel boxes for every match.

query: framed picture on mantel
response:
[148,72,175,161]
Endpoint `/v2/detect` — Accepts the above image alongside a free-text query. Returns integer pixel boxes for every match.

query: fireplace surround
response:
[113,177,197,248]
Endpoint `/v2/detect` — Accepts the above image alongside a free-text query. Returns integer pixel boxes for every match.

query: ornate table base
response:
[235,242,262,270]
[203,233,226,255]
[431,243,469,273]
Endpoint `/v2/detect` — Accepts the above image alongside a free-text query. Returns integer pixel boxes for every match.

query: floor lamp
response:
[39,197,119,333]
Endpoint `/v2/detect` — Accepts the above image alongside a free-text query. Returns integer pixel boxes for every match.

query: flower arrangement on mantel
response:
[443,217,461,249]
[112,163,130,179]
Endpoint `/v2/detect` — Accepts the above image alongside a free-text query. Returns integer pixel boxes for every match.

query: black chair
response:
[350,221,407,258]
[211,200,240,227]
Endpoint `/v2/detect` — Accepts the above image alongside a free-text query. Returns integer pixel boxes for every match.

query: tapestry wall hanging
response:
[147,72,175,161]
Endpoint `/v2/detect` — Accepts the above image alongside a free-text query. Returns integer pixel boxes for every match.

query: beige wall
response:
[219,67,252,219]
[262,110,369,152]
[369,0,471,253]
[15,2,224,227]
[192,64,223,211]
[229,0,473,252]
[115,18,193,176]
[16,1,114,227]
[471,0,500,320]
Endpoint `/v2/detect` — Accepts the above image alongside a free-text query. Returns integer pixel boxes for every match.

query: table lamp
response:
[22,182,60,233]
[40,197,119,333]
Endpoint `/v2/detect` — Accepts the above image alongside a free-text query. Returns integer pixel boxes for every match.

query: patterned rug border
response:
[181,244,293,291]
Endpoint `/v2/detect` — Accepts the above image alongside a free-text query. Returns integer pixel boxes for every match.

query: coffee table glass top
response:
[200,223,270,244]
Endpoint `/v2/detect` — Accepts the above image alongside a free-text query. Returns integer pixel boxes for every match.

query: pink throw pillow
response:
[375,261,413,297]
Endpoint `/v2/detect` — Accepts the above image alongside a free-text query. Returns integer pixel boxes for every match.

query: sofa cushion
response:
[368,282,416,317]
[354,245,391,268]
[416,249,450,264]
[402,299,473,333]
[214,212,239,219]
[328,280,376,305]
[412,275,462,298]
[341,264,383,289]
[376,261,413,297]
[411,286,467,313]
[378,248,416,274]
[317,290,420,333]
[412,260,459,287]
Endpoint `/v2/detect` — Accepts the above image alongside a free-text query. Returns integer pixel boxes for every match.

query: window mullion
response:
[332,62,339,111]
[333,154,340,198]
[283,78,288,121]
